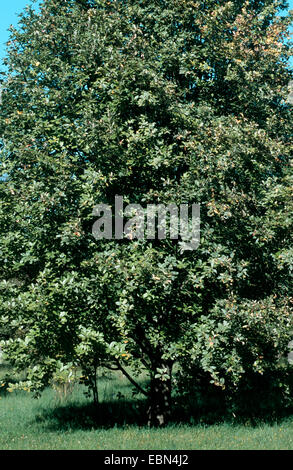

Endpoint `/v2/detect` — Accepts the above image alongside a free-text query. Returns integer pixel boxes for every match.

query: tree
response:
[0,0,292,426]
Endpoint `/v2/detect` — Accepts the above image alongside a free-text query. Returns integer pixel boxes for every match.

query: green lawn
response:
[1,364,293,450]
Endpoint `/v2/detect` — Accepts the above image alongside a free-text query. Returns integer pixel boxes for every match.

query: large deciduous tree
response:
[0,0,292,426]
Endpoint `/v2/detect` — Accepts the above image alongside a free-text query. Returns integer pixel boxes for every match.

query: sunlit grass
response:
[1,364,293,450]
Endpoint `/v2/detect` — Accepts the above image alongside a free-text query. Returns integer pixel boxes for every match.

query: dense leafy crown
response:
[0,0,292,419]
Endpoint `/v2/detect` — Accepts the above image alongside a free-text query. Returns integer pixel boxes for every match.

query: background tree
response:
[0,0,292,426]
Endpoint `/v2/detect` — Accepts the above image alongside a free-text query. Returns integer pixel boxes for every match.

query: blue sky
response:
[0,0,40,71]
[0,0,292,72]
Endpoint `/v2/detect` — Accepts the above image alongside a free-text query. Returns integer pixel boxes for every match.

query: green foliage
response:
[0,0,292,424]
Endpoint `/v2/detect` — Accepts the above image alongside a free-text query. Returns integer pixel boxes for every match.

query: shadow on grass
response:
[37,399,148,431]
[35,393,293,432]
[172,395,293,427]
[3,361,292,430]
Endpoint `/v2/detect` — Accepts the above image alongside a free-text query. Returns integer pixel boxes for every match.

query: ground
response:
[1,364,293,450]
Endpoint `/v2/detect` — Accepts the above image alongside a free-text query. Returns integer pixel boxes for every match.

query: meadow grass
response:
[1,364,293,450]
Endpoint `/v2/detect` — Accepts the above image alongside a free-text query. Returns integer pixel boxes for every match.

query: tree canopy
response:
[0,0,292,425]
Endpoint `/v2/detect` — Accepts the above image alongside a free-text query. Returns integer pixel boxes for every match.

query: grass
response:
[1,364,293,450]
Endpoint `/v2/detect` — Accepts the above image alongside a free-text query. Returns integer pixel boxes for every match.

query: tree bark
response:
[91,366,99,407]
[147,365,172,427]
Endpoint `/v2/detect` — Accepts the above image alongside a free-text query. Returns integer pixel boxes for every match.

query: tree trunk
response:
[147,366,172,427]
[92,366,99,407]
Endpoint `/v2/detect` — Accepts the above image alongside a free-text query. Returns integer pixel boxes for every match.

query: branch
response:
[115,360,148,397]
